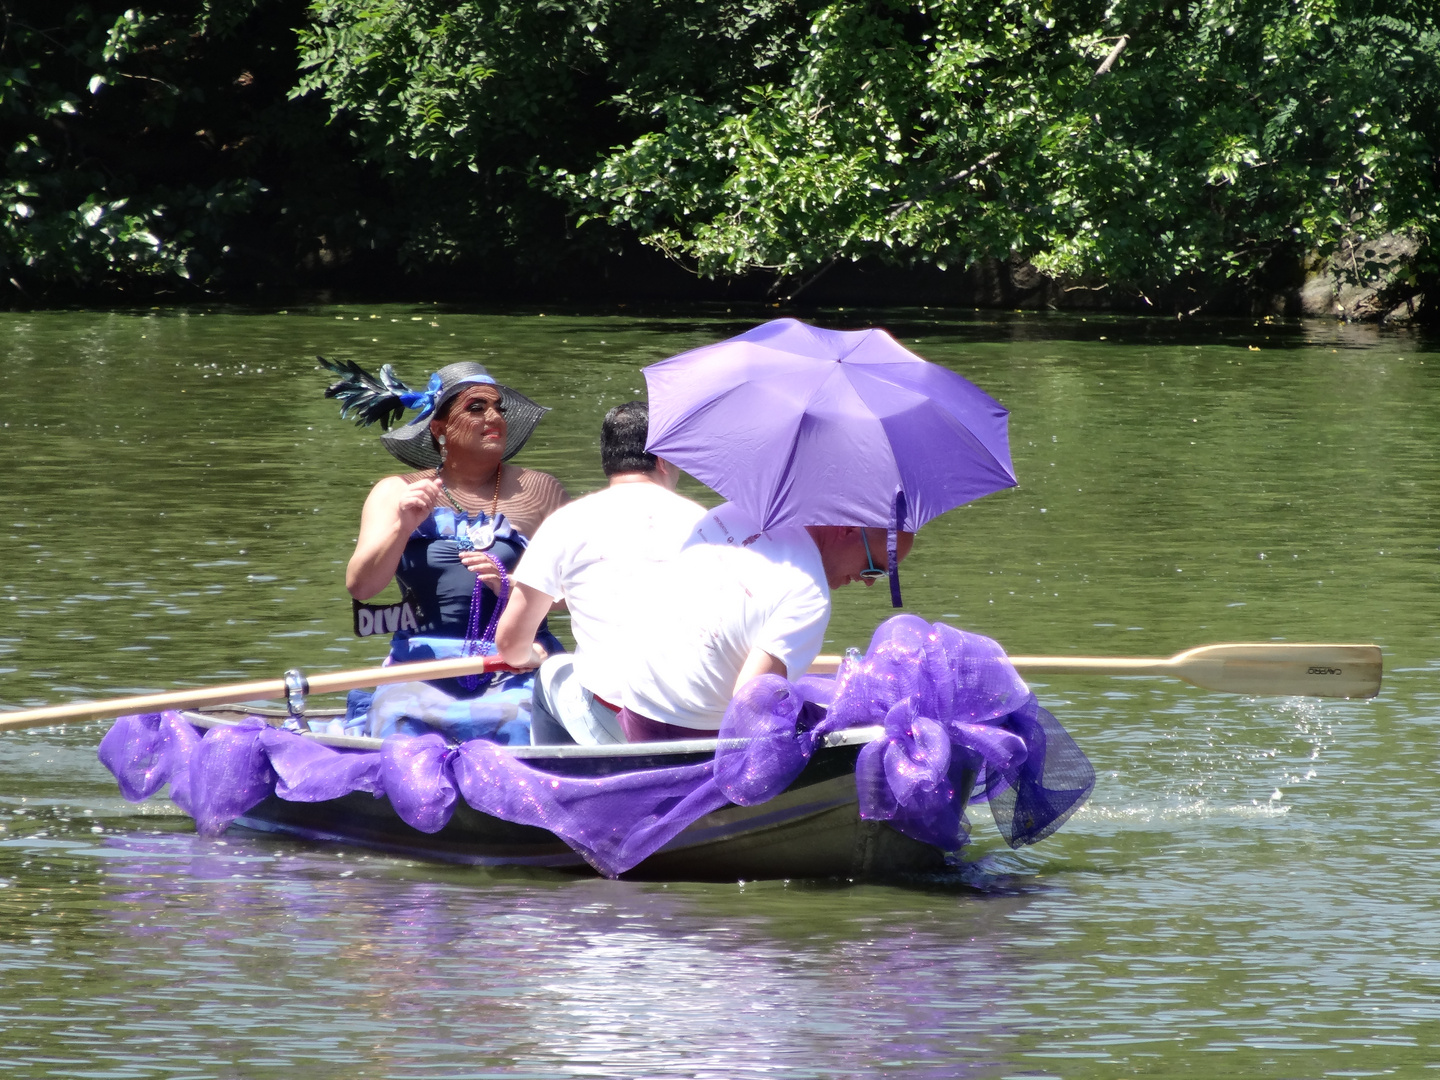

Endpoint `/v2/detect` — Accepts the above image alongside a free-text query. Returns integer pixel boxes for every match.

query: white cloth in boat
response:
[605,502,831,733]
[529,654,626,745]
[512,480,706,703]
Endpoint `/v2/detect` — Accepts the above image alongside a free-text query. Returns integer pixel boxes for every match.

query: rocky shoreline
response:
[1297,233,1424,325]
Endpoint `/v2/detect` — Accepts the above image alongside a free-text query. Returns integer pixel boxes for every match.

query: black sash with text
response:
[352,597,420,638]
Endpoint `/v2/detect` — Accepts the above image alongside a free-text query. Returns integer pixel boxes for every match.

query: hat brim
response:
[380,385,549,468]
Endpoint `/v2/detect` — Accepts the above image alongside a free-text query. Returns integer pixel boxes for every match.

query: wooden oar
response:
[0,655,515,734]
[0,641,1383,737]
[808,643,1383,699]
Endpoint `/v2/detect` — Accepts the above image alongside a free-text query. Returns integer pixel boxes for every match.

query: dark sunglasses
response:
[860,530,887,579]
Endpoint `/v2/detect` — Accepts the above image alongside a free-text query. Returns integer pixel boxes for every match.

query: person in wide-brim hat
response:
[320,355,569,723]
[376,361,551,469]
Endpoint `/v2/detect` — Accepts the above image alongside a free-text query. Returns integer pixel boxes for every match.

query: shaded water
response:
[1,306,1437,1077]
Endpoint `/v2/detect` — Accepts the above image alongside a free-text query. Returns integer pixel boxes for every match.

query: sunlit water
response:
[1,306,1437,1078]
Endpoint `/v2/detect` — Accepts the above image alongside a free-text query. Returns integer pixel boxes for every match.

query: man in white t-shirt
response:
[604,502,913,739]
[496,401,707,742]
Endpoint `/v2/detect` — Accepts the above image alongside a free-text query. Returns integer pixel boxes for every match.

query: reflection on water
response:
[1,307,1438,1077]
[3,828,1031,1078]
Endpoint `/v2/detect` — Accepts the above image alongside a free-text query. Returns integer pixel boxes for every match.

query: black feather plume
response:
[318,356,413,430]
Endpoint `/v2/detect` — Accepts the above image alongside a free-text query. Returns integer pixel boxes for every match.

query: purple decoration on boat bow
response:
[188,718,278,836]
[98,710,201,815]
[98,617,1093,876]
[382,734,459,833]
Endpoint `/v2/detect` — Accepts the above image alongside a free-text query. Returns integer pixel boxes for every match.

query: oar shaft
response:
[809,643,1382,699]
[0,655,512,733]
[3,640,1384,734]
[0,678,290,730]
[807,655,1172,676]
[1008,657,1176,675]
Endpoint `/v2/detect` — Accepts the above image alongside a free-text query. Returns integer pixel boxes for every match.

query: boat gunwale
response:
[179,709,885,760]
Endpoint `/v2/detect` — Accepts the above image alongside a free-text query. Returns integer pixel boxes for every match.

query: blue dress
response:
[349,506,565,744]
[389,505,565,692]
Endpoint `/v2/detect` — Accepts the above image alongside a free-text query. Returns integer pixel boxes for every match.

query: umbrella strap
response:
[888,489,906,608]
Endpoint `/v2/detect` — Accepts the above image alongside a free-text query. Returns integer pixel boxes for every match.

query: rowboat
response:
[186,709,966,881]
[7,638,1373,882]
[188,709,964,880]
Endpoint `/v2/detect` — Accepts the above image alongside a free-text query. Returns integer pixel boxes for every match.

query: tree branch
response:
[1093,35,1129,78]
[886,150,1002,220]
[774,254,841,302]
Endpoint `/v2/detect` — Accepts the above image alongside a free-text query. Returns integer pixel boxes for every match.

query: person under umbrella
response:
[600,511,915,741]
[549,318,1012,742]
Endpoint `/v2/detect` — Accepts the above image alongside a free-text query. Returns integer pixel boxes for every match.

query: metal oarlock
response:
[283,668,311,731]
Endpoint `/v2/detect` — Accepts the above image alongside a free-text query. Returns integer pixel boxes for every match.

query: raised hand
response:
[458,548,506,595]
[396,477,443,534]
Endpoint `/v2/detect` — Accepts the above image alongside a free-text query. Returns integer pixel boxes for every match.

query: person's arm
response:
[733,647,787,695]
[495,582,559,667]
[345,475,441,600]
[738,564,831,688]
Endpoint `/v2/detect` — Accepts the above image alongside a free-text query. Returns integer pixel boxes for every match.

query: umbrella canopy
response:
[643,319,1017,531]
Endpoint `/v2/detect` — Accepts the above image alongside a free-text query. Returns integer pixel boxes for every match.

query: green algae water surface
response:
[0,305,1436,1078]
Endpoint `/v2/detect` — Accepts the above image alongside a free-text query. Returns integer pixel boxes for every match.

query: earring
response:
[436,433,447,465]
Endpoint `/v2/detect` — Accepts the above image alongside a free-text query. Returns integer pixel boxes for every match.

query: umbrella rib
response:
[761,369,843,528]
[833,330,880,364]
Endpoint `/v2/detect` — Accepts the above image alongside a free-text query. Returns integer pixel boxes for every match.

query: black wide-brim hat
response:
[377,362,549,469]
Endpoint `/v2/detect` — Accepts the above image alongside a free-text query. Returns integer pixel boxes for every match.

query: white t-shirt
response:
[612,505,832,731]
[513,481,707,701]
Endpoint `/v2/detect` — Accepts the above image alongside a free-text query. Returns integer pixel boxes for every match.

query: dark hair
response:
[601,401,657,476]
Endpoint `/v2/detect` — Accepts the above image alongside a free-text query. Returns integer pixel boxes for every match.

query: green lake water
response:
[0,305,1436,1078]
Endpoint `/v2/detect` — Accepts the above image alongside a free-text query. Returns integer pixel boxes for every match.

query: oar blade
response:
[1173,644,1383,699]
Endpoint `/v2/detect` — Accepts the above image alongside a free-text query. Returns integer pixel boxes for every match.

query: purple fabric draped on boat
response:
[98,616,1093,877]
[99,708,202,815]
[836,617,1094,849]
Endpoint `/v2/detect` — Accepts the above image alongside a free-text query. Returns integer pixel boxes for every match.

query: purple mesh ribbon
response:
[97,616,1093,877]
[458,550,508,692]
[98,709,202,815]
[833,615,1093,849]
[383,735,458,832]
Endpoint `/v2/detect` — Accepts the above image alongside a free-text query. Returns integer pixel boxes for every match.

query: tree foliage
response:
[556,0,1440,299]
[0,0,383,293]
[4,0,1438,303]
[291,0,805,269]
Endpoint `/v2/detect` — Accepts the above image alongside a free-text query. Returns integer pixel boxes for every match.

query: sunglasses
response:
[859,530,887,580]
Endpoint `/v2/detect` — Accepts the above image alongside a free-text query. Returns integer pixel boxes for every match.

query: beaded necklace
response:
[456,552,509,692]
[443,464,507,691]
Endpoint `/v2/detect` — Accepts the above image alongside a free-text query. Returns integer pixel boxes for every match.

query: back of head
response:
[602,401,657,476]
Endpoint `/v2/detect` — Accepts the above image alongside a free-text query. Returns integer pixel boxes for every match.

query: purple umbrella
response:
[643,318,1018,535]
